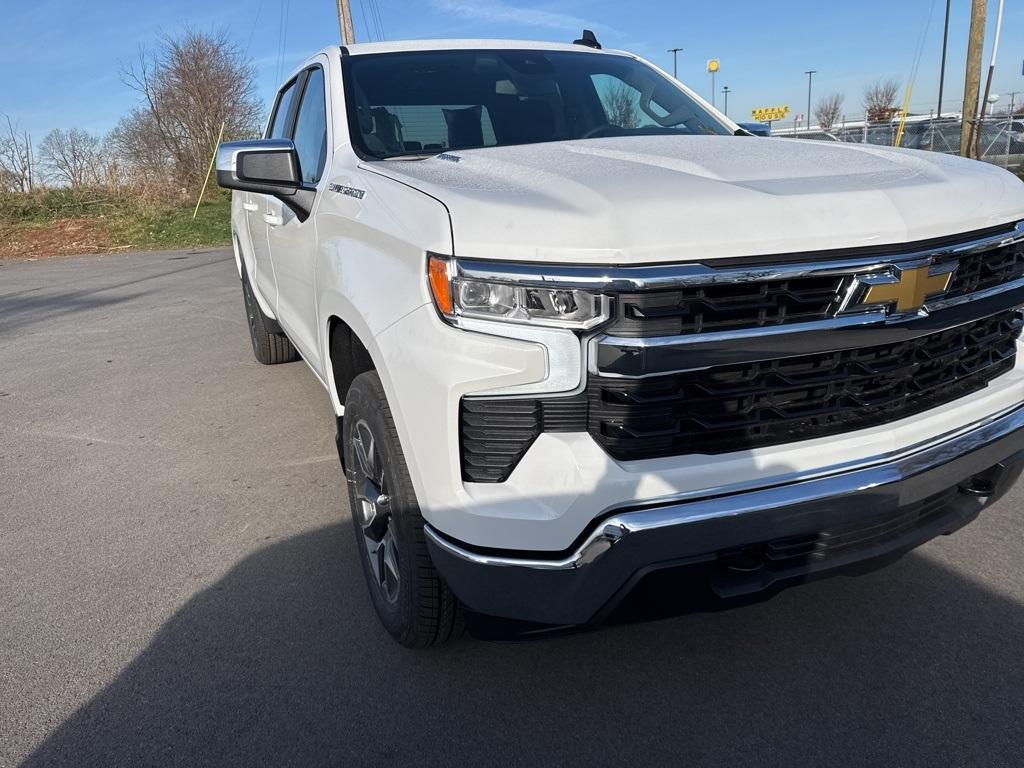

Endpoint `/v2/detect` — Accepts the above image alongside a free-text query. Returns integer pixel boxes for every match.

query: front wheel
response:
[343,371,463,647]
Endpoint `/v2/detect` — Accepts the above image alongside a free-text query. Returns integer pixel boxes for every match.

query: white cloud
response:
[430,0,604,33]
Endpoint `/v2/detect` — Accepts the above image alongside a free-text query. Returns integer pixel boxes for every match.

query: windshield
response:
[343,49,731,159]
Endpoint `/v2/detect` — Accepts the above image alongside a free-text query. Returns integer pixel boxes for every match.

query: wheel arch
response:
[327,315,377,413]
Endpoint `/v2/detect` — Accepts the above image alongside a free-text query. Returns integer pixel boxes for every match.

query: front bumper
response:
[425,404,1024,626]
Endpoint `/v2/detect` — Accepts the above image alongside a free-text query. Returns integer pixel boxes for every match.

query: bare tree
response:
[863,78,901,124]
[120,28,263,188]
[38,128,103,187]
[814,93,845,131]
[107,109,174,180]
[602,83,640,129]
[0,113,33,192]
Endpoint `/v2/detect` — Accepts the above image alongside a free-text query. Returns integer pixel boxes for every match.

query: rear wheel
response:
[240,265,297,365]
[343,371,463,647]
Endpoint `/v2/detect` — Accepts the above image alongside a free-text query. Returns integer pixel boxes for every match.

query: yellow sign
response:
[706,59,720,73]
[859,265,954,313]
[751,105,790,122]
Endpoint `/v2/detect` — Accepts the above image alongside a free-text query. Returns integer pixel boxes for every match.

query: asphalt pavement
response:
[1,248,1023,767]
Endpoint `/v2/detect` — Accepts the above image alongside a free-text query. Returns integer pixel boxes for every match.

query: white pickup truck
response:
[217,36,1024,646]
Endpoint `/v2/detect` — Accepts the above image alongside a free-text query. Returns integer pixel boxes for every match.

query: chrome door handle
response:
[242,201,258,212]
[263,213,283,227]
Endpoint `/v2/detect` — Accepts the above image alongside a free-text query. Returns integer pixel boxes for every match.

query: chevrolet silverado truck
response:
[217,37,1024,646]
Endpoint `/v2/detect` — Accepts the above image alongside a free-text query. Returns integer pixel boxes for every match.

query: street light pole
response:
[937,0,951,118]
[722,86,731,116]
[667,47,683,79]
[805,70,817,131]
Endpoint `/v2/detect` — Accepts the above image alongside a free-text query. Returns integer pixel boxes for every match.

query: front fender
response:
[315,167,453,413]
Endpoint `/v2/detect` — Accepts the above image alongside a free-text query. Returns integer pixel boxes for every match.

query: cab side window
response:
[267,78,299,139]
[292,67,328,184]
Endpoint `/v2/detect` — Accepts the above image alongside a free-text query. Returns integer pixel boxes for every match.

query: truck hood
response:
[365,135,1024,264]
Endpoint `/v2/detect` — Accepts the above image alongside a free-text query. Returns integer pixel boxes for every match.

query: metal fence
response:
[779,117,1024,172]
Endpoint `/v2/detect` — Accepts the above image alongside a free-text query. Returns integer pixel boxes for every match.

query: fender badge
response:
[329,183,366,199]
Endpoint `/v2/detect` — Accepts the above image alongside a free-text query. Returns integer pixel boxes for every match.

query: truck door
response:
[246,76,301,312]
[265,63,329,377]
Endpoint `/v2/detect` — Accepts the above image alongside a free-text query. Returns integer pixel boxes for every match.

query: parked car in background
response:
[737,121,771,136]
[217,36,1024,646]
[998,119,1024,143]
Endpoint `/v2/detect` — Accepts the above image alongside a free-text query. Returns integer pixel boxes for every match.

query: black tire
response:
[343,371,463,647]
[240,264,298,365]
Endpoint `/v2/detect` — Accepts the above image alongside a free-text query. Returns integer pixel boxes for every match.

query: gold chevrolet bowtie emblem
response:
[860,265,954,313]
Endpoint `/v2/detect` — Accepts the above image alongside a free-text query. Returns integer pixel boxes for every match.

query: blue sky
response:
[1,0,1022,140]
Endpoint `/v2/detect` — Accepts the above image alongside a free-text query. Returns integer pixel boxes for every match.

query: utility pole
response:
[937,0,951,118]
[977,0,1006,158]
[960,0,987,158]
[336,0,355,45]
[722,86,731,116]
[25,132,33,192]
[805,70,817,131]
[667,48,683,79]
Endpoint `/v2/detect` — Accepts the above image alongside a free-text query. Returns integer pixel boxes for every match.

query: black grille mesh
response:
[610,276,843,337]
[460,312,1021,482]
[943,239,1024,298]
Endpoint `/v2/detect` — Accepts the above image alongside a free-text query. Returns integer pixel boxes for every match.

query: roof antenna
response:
[573,29,602,50]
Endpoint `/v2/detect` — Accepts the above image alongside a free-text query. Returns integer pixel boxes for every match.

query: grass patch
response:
[104,198,231,250]
[0,188,232,260]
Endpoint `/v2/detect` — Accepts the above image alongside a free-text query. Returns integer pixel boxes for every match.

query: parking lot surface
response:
[2,249,1023,767]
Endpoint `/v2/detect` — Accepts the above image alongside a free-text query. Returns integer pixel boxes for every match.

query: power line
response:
[244,0,266,57]
[357,0,374,41]
[893,0,938,146]
[368,0,386,41]
[275,0,288,84]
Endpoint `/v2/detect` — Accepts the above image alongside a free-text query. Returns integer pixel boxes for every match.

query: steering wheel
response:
[580,124,624,140]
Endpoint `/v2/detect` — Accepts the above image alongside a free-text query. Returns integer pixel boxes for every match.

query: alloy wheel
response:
[350,418,400,603]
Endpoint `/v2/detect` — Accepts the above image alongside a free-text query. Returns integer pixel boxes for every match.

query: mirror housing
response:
[216,139,315,219]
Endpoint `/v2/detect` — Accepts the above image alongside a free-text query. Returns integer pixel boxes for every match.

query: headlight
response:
[428,254,610,329]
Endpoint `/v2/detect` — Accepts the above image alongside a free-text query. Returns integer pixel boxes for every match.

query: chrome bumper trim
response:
[426,403,1024,572]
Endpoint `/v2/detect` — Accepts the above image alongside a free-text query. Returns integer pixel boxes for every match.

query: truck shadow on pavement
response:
[0,254,232,337]
[0,289,149,338]
[21,522,1024,768]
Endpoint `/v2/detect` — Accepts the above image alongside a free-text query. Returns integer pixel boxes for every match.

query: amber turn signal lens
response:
[428,255,453,315]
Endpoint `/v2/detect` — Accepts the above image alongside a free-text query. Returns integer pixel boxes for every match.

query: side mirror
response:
[216,139,315,219]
